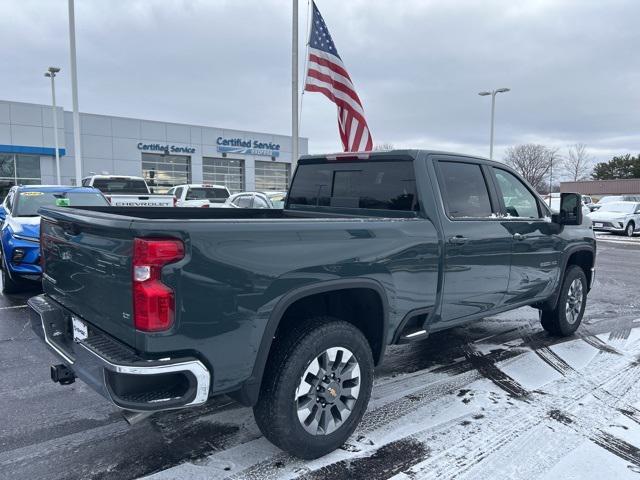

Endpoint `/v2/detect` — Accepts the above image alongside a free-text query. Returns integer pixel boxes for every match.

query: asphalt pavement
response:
[1,238,639,480]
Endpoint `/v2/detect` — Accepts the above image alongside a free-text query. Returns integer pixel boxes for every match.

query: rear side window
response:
[287,160,418,212]
[437,161,493,218]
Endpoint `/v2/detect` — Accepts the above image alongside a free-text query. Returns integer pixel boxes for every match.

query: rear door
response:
[490,167,561,303]
[435,158,512,324]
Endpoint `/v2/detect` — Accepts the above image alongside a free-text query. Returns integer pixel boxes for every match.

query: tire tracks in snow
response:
[401,334,640,479]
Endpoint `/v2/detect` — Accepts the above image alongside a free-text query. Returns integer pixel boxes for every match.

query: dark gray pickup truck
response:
[29,150,595,458]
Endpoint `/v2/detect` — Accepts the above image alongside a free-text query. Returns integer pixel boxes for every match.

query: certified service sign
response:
[216,137,280,157]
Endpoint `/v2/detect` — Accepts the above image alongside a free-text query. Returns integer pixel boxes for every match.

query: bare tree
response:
[562,143,592,181]
[503,144,558,192]
[373,143,394,151]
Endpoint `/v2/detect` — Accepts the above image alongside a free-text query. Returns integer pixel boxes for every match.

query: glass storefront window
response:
[202,157,245,193]
[0,154,42,199]
[255,161,290,192]
[142,153,191,194]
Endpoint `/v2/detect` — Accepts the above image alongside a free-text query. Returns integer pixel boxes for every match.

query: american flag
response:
[304,1,373,152]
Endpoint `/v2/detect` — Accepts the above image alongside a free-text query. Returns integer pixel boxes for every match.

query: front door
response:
[435,159,512,325]
[490,167,562,304]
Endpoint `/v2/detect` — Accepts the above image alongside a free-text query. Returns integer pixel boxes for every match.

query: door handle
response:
[513,233,527,241]
[448,235,468,245]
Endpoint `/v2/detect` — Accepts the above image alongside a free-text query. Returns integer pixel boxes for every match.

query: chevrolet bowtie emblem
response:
[327,387,337,397]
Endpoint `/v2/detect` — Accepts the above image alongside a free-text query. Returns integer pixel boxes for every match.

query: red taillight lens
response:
[132,238,184,332]
[200,204,210,208]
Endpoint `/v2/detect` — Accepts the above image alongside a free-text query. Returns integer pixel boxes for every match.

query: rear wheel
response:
[540,265,587,336]
[253,317,374,459]
[626,222,635,237]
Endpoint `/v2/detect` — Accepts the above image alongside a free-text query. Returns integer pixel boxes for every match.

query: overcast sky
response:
[2,0,639,167]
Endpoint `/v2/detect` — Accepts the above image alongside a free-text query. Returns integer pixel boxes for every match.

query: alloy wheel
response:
[294,346,361,435]
[565,278,584,325]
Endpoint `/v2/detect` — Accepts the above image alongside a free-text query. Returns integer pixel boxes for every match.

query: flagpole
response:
[292,0,299,170]
[68,0,83,185]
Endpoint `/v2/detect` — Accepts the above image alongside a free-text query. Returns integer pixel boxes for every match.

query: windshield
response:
[598,196,622,204]
[92,178,149,194]
[598,202,637,213]
[13,191,109,216]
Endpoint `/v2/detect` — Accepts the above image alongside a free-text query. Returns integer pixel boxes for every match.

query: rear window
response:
[287,160,418,213]
[92,178,149,194]
[186,187,229,200]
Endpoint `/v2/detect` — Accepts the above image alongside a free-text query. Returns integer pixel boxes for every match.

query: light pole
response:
[44,67,62,184]
[478,88,510,159]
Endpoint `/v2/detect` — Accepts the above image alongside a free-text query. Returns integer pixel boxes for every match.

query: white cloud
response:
[0,0,638,164]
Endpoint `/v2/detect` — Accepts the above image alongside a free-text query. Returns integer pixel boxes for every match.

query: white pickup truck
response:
[81,175,174,207]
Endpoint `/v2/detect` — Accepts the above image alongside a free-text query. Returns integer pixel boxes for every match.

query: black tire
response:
[625,222,635,237]
[253,317,374,459]
[540,265,587,336]
[1,257,24,294]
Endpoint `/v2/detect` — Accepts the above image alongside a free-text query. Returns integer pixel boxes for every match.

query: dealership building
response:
[0,99,308,197]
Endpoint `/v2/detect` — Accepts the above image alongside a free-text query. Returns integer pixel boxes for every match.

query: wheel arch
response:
[232,278,390,406]
[539,245,595,312]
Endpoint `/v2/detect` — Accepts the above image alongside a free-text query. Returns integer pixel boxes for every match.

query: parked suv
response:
[590,201,640,236]
[30,150,595,459]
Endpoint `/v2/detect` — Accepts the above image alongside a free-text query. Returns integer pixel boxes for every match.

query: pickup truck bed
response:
[30,150,595,459]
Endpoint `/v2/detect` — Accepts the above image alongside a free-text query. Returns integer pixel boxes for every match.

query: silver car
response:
[224,191,286,209]
[590,201,640,236]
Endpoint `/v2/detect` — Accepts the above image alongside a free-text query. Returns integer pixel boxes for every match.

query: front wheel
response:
[1,257,25,294]
[540,265,587,336]
[625,222,635,237]
[253,317,374,459]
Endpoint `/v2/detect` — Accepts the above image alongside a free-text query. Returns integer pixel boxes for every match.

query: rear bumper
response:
[28,294,210,412]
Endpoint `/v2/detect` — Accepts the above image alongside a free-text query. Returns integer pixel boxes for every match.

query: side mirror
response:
[552,193,582,225]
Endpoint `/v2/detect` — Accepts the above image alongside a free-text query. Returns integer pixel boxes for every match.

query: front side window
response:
[493,169,540,219]
[437,161,493,218]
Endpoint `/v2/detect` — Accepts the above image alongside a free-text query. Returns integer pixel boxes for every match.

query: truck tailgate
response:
[108,195,173,207]
[40,208,138,346]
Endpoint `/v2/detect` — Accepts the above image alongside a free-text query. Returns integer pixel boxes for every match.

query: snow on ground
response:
[141,313,640,480]
[2,240,640,480]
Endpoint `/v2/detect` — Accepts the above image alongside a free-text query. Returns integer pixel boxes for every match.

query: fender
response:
[231,278,390,407]
[543,243,596,311]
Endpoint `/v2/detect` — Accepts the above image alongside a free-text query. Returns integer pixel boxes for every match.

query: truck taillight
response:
[132,238,184,332]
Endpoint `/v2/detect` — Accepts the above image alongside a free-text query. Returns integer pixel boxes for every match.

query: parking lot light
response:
[478,87,511,159]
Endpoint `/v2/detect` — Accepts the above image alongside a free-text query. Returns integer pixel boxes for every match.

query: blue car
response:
[0,185,109,293]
